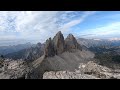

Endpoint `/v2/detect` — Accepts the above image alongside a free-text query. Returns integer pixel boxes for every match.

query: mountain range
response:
[0,43,34,55]
[0,31,120,79]
[4,36,120,61]
[0,31,95,79]
[26,31,95,79]
[77,38,120,48]
[5,43,45,61]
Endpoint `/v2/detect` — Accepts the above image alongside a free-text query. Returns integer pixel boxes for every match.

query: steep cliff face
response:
[44,38,55,57]
[53,31,65,55]
[26,31,95,79]
[65,34,82,51]
[44,31,82,57]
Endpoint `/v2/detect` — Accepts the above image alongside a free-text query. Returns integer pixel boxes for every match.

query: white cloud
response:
[0,35,18,40]
[109,37,120,41]
[14,11,95,42]
[1,11,120,44]
[80,22,120,38]
[59,11,96,34]
[0,11,60,42]
[0,11,96,44]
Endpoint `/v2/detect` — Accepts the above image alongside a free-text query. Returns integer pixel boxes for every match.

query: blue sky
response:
[0,11,120,45]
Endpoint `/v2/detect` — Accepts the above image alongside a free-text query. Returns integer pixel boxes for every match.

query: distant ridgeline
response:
[5,43,45,61]
[0,43,33,55]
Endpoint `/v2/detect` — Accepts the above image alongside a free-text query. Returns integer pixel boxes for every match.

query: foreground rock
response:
[0,59,30,79]
[43,61,120,79]
[78,61,112,79]
[43,71,99,79]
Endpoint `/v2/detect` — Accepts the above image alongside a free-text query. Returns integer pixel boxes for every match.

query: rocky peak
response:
[65,34,82,51]
[67,34,75,40]
[36,42,42,46]
[56,31,62,36]
[53,31,65,54]
[44,31,82,58]
[44,38,55,57]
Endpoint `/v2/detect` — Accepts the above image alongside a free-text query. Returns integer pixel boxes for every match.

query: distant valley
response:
[0,43,34,55]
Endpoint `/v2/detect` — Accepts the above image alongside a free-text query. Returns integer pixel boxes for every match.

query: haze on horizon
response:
[0,11,120,46]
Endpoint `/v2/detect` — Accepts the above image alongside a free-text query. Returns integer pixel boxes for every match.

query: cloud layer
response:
[0,11,120,45]
[79,22,120,39]
[0,11,95,43]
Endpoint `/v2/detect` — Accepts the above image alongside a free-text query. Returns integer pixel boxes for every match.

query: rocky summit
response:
[44,31,82,57]
[27,31,94,79]
[44,38,55,57]
[65,34,82,51]
[53,31,65,55]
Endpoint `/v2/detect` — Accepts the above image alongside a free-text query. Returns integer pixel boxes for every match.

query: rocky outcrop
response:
[78,61,112,79]
[0,56,4,68]
[28,50,94,79]
[44,31,65,57]
[44,38,55,57]
[65,34,82,51]
[44,31,82,57]
[43,71,99,79]
[0,59,30,79]
[43,61,120,79]
[53,31,65,54]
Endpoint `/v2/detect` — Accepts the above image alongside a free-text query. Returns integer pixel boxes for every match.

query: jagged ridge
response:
[44,31,82,58]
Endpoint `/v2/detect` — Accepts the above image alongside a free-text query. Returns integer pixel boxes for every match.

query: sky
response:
[0,11,120,45]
